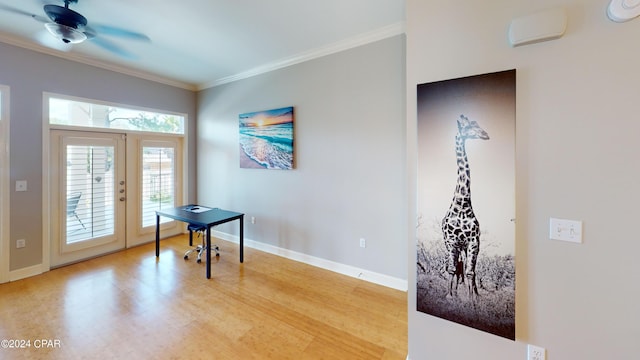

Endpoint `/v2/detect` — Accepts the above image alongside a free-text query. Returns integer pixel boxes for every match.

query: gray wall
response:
[197,35,407,280]
[407,0,640,359]
[0,42,197,271]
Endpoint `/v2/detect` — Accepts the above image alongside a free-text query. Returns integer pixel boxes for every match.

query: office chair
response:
[183,224,219,263]
[67,192,86,230]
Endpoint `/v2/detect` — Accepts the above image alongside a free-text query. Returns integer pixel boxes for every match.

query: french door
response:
[50,131,183,267]
[50,131,126,266]
[125,136,183,247]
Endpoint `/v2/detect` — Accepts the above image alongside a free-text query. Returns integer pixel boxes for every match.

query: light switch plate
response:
[549,217,582,243]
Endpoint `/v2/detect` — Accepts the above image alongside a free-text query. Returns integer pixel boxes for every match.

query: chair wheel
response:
[216,253,220,257]
[184,255,188,260]
[197,259,202,263]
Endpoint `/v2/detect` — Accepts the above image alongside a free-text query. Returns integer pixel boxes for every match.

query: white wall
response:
[407,0,640,359]
[197,36,407,283]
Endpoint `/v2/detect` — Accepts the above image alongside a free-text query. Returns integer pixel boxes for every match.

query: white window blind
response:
[141,146,175,227]
[66,144,115,243]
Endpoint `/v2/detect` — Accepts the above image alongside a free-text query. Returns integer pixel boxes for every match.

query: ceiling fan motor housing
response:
[44,5,87,29]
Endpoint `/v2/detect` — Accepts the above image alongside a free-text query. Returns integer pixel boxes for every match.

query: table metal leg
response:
[239,215,244,263]
[155,214,160,257]
[206,226,212,279]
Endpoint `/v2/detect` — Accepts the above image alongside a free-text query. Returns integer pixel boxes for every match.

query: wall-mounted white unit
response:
[508,8,567,47]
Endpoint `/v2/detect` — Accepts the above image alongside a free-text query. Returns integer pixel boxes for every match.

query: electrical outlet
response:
[528,344,545,360]
[16,239,26,248]
[359,238,366,248]
[15,180,27,192]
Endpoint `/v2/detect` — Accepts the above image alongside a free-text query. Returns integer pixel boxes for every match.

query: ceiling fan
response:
[0,0,150,58]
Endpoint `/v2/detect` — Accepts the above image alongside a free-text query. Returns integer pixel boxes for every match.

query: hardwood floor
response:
[0,235,407,359]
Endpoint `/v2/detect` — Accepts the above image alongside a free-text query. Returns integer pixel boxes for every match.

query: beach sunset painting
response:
[239,106,294,169]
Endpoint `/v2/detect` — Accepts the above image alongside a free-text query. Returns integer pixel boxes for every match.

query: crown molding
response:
[198,21,406,90]
[0,32,197,91]
[0,21,406,93]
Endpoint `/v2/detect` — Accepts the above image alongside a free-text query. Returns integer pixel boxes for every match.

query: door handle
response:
[119,197,126,201]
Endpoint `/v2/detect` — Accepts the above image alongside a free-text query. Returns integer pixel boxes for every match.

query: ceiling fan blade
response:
[32,14,50,23]
[89,36,138,60]
[0,4,48,23]
[0,4,34,17]
[88,24,150,42]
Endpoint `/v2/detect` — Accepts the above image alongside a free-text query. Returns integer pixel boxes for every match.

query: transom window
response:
[49,96,185,135]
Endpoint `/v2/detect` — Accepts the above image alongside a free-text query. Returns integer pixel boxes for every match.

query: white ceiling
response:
[0,0,405,90]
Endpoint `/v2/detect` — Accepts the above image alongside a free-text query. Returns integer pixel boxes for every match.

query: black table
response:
[155,205,244,279]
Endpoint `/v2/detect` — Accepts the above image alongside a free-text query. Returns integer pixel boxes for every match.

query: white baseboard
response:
[212,230,408,291]
[9,264,45,282]
[6,233,409,292]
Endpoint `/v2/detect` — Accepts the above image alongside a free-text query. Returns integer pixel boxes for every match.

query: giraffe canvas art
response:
[416,70,516,340]
[442,114,489,302]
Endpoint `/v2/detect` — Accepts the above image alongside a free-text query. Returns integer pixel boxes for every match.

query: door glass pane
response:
[142,146,175,227]
[66,144,115,243]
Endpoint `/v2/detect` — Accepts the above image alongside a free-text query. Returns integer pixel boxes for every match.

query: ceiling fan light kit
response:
[44,22,86,44]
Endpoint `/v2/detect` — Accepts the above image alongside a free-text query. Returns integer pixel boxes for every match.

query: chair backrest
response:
[187,224,207,232]
[67,192,82,215]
